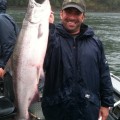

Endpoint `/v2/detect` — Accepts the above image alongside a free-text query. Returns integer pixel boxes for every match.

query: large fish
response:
[11,0,51,119]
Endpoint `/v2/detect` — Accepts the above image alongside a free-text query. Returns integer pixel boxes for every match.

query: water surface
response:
[7,9,120,77]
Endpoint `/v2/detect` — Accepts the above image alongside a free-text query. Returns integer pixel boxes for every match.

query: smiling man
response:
[41,0,114,120]
[60,0,85,34]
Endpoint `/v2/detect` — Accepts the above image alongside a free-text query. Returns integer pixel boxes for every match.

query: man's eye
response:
[65,9,71,13]
[76,12,82,15]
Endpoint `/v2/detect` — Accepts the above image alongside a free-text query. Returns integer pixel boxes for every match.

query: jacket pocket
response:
[84,91,100,107]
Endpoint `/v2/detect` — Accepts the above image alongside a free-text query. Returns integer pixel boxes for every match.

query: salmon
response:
[11,0,51,119]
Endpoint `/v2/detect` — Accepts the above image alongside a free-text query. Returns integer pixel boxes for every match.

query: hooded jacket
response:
[0,0,7,13]
[0,0,19,69]
[42,23,114,108]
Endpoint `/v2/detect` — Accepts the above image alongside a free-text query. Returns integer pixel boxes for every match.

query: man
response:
[41,0,114,120]
[0,0,19,78]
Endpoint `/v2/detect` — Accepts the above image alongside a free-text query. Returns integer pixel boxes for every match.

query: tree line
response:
[7,0,120,11]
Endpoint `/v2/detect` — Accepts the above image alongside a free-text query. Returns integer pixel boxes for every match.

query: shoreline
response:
[7,6,120,13]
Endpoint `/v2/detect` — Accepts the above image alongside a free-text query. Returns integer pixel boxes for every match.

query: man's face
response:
[60,7,85,35]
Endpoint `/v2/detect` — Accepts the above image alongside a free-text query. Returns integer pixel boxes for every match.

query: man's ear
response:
[81,13,85,23]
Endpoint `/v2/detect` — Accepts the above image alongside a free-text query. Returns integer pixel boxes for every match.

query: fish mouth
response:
[35,0,45,4]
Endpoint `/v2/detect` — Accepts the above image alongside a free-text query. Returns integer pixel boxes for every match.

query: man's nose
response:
[68,13,76,19]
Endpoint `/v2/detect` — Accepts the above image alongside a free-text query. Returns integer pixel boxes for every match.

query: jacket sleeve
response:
[0,15,18,69]
[98,40,114,107]
[43,23,56,71]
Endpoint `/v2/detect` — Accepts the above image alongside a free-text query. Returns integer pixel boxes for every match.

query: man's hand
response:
[0,68,5,78]
[99,107,109,120]
[49,11,54,23]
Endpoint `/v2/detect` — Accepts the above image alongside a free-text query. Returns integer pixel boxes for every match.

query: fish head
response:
[25,0,51,23]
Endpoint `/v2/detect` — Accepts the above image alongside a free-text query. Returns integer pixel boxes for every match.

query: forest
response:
[7,0,120,12]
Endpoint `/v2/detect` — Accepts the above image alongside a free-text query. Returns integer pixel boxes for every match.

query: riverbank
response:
[7,5,120,13]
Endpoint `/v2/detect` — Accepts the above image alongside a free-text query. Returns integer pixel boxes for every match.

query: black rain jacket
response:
[42,23,114,108]
[0,12,19,69]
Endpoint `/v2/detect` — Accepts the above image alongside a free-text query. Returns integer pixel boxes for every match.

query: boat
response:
[108,73,120,120]
[0,73,120,120]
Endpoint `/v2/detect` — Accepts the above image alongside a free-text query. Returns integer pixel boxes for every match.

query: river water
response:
[7,9,120,77]
[85,12,120,77]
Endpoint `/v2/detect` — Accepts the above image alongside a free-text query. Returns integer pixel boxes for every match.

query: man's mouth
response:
[67,21,76,26]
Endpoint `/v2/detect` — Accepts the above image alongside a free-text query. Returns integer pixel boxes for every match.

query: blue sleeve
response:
[98,40,114,107]
[43,23,56,71]
[0,15,18,69]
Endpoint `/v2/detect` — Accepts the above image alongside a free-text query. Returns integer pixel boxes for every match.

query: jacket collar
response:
[56,23,95,38]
